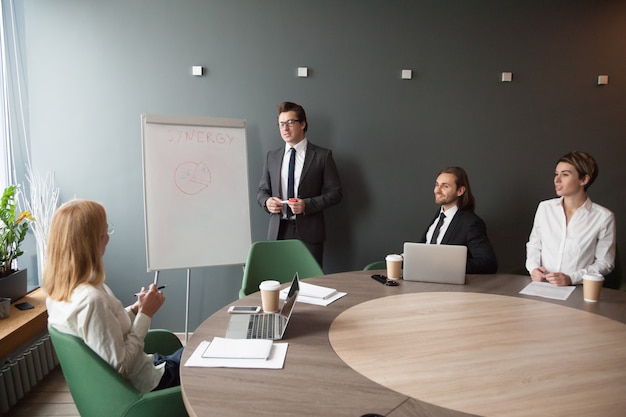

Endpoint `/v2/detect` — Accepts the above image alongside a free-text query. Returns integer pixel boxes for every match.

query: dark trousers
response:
[152,347,184,391]
[277,220,324,269]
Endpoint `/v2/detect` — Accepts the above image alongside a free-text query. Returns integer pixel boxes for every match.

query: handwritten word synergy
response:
[168,129,236,145]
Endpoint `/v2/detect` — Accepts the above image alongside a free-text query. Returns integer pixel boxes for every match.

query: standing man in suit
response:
[419,166,498,274]
[257,101,342,268]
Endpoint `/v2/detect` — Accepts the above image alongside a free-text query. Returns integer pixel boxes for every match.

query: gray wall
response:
[19,0,626,331]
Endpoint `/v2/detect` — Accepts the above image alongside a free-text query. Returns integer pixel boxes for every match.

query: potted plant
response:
[0,185,35,301]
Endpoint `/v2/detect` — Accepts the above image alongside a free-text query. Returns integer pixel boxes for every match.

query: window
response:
[0,1,13,189]
[0,0,57,290]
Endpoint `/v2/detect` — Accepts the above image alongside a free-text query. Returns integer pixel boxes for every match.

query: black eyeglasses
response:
[278,119,300,128]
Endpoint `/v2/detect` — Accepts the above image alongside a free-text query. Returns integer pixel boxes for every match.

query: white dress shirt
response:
[47,283,164,393]
[280,139,307,219]
[426,205,459,244]
[525,197,616,284]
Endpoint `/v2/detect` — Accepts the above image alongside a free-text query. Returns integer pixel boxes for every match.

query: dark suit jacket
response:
[420,209,498,274]
[257,142,342,243]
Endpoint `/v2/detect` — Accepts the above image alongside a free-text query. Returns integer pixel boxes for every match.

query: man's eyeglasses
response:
[278,119,300,128]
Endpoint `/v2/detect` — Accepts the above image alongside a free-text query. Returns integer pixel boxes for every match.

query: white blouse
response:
[525,197,616,284]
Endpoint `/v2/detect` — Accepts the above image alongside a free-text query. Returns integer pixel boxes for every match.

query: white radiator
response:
[0,333,58,413]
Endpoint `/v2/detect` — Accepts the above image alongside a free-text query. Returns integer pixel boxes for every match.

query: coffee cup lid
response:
[259,280,281,290]
[385,254,403,262]
[583,273,604,282]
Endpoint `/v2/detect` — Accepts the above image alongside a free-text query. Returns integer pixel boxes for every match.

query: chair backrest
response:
[363,261,386,271]
[48,325,187,417]
[604,243,623,290]
[239,240,324,298]
[48,325,142,416]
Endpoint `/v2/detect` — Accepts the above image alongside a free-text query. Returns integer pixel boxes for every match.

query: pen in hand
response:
[134,285,167,296]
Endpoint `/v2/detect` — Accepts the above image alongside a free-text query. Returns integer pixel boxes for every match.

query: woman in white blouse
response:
[525,151,616,286]
[44,200,182,392]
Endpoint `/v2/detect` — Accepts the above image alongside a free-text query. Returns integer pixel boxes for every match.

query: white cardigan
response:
[47,283,164,392]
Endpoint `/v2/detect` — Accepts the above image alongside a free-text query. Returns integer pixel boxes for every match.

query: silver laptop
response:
[402,242,467,285]
[225,273,300,340]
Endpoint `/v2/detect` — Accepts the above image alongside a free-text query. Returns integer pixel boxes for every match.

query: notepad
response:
[280,282,347,307]
[291,282,337,299]
[185,340,288,369]
[201,337,273,360]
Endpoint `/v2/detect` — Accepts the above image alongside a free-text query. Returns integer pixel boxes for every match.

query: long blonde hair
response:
[43,200,107,301]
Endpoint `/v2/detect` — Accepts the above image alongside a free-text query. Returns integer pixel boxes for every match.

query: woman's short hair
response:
[557,151,598,191]
[43,200,107,301]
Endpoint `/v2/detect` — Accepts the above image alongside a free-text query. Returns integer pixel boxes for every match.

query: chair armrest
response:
[144,329,183,355]
[125,386,188,417]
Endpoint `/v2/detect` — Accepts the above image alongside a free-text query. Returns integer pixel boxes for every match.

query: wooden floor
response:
[5,367,79,417]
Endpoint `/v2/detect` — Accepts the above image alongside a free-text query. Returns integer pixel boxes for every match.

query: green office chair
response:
[48,325,188,417]
[363,261,386,271]
[239,240,324,298]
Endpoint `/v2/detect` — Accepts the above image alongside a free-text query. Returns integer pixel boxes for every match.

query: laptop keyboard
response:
[248,314,275,339]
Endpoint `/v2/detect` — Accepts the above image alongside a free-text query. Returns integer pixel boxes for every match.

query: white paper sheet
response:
[201,337,273,359]
[519,281,576,300]
[184,340,288,369]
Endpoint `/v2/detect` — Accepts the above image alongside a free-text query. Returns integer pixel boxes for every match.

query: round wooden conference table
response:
[180,271,626,417]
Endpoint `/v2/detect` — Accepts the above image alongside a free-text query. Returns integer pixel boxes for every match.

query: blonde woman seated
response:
[44,200,182,392]
[525,151,616,286]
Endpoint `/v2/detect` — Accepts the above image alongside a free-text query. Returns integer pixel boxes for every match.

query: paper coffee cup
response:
[385,254,403,280]
[259,280,281,312]
[583,273,604,302]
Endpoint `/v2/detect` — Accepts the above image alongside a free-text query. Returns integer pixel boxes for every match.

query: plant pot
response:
[0,268,27,302]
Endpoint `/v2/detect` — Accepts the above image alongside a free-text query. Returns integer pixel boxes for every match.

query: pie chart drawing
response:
[175,161,211,195]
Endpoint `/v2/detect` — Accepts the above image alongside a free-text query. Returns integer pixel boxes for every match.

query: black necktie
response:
[286,147,296,218]
[430,212,446,244]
